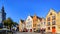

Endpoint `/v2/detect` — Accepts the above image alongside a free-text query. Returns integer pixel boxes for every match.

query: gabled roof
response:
[36,16,42,21]
[20,20,24,23]
[46,8,57,17]
[31,16,33,18]
[37,16,42,19]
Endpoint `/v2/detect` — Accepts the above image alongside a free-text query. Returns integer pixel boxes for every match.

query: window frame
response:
[48,27,50,30]
[52,15,56,20]
[52,20,56,25]
[47,17,50,21]
[47,22,50,25]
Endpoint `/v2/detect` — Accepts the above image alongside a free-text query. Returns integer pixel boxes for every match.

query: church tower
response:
[0,6,6,23]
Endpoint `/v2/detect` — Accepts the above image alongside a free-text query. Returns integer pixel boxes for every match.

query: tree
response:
[3,20,8,26]
[3,18,13,29]
[7,18,13,29]
[3,17,18,30]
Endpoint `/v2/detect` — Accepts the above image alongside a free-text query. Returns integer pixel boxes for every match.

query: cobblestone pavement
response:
[13,32,43,34]
[14,32,45,34]
[13,32,60,34]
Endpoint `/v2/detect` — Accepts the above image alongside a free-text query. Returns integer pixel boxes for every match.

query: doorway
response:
[52,26,56,33]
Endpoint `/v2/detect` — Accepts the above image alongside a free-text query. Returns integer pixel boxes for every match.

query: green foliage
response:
[3,17,18,29]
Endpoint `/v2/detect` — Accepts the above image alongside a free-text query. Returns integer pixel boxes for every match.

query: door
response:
[52,26,56,33]
[30,29,32,32]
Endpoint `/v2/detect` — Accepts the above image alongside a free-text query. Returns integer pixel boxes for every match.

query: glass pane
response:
[52,21,56,25]
[47,17,50,21]
[48,22,50,25]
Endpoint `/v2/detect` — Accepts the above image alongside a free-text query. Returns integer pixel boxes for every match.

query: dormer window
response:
[50,12,52,15]
[28,19,30,21]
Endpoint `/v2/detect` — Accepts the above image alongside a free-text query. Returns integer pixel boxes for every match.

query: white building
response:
[26,15,33,32]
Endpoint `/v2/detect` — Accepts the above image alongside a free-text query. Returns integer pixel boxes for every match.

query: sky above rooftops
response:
[0,0,60,23]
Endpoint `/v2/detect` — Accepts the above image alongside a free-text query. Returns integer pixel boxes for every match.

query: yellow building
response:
[36,17,42,31]
[57,12,60,33]
[19,20,26,32]
[40,18,46,31]
[46,9,58,33]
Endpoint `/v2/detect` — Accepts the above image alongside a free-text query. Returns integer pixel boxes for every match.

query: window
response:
[48,27,50,30]
[33,24,36,27]
[44,22,45,25]
[35,24,36,27]
[50,12,52,15]
[52,21,56,25]
[28,18,30,21]
[28,22,30,25]
[52,16,56,20]
[47,17,50,21]
[37,24,40,27]
[34,28,36,30]
[41,22,43,24]
[48,22,50,25]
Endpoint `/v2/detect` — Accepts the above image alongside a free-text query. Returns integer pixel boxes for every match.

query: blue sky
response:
[0,0,60,23]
